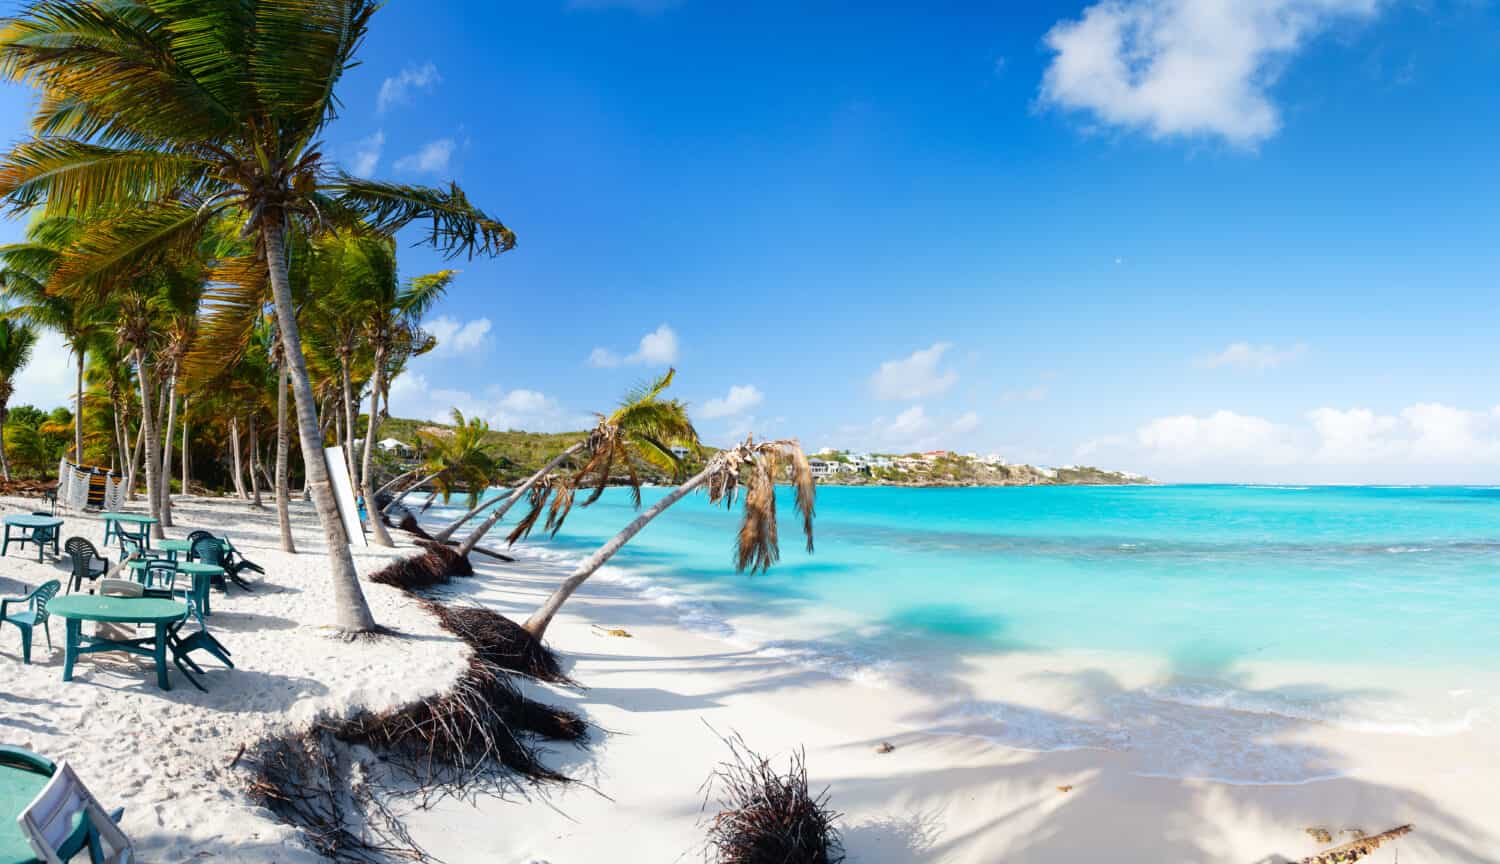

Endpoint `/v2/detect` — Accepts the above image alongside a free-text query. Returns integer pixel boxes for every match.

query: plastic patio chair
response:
[182,531,214,560]
[64,537,109,595]
[117,537,167,564]
[0,579,60,664]
[17,759,133,864]
[136,561,180,598]
[95,580,142,640]
[167,591,232,692]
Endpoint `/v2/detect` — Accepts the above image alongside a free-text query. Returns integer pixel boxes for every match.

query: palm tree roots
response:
[429,601,575,686]
[368,542,472,591]
[244,729,433,863]
[701,730,844,864]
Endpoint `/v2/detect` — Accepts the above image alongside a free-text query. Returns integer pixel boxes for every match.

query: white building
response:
[809,459,836,478]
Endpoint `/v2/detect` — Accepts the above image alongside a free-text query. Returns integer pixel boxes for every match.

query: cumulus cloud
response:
[700,384,763,419]
[836,404,982,453]
[1084,401,1500,481]
[393,138,454,174]
[1039,0,1381,146]
[588,324,679,368]
[425,316,492,356]
[387,372,587,433]
[12,330,73,410]
[350,130,384,175]
[377,62,440,113]
[951,411,980,434]
[1200,341,1306,370]
[871,342,959,400]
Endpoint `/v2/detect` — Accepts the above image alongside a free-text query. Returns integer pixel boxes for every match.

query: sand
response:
[1,494,1493,863]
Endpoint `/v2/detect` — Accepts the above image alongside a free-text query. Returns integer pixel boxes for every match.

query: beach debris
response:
[1340,828,1367,839]
[1056,784,1073,793]
[368,541,472,591]
[1306,828,1334,844]
[875,742,895,754]
[701,727,845,864]
[591,625,633,638]
[429,601,577,685]
[1300,824,1413,864]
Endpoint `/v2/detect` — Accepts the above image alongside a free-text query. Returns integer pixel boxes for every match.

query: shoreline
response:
[404,519,1500,863]
[1,495,1492,861]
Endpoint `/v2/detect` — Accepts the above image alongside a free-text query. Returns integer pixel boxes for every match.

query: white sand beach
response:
[1,495,1494,863]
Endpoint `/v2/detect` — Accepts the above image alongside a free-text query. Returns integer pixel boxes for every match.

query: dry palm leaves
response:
[1301,825,1412,864]
[428,601,577,686]
[367,541,471,591]
[700,437,816,575]
[701,729,844,864]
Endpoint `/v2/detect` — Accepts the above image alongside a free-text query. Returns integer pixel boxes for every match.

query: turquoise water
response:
[454,484,1500,670]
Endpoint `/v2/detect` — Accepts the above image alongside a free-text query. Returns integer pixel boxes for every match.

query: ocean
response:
[427,483,1500,784]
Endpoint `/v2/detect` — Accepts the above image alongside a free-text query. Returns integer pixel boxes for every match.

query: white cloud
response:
[350,130,384,176]
[1003,385,1049,402]
[425,316,491,356]
[871,342,958,400]
[377,62,440,113]
[951,411,980,434]
[12,330,73,410]
[837,404,981,453]
[1200,341,1306,370]
[387,371,586,433]
[701,384,763,419]
[1039,0,1381,146]
[887,405,936,447]
[588,324,679,368]
[393,138,454,174]
[1137,409,1297,463]
[1083,401,1500,481]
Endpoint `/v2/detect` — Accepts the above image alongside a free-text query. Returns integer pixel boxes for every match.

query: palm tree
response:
[0,216,106,465]
[0,0,513,632]
[521,437,816,641]
[386,408,498,516]
[437,370,697,557]
[0,318,37,480]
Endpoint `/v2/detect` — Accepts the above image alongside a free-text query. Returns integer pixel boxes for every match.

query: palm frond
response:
[327,174,516,259]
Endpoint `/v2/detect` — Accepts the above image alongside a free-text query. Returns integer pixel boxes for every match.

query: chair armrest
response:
[0,744,53,774]
[0,596,20,616]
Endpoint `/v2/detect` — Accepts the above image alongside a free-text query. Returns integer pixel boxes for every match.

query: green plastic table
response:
[156,538,191,561]
[0,748,87,863]
[1,515,61,562]
[99,512,156,548]
[48,594,187,690]
[124,559,221,615]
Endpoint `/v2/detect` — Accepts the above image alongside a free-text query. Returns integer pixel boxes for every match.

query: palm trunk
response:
[524,472,708,639]
[125,417,142,501]
[230,417,248,500]
[382,469,441,515]
[360,344,393,546]
[276,360,296,554]
[340,354,358,489]
[0,411,9,482]
[111,402,124,474]
[249,414,264,508]
[158,366,177,526]
[449,442,586,552]
[135,350,164,538]
[180,397,190,496]
[264,219,374,631]
[375,467,422,503]
[73,349,84,463]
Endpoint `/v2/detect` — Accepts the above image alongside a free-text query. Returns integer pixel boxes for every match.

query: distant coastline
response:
[807,449,1150,487]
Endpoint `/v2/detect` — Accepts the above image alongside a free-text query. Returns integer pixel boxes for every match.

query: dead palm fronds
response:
[701,728,844,864]
[1301,825,1413,864]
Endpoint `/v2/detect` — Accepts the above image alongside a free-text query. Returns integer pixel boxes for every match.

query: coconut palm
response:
[0,318,37,480]
[521,437,816,641]
[0,0,513,632]
[436,369,697,557]
[394,409,498,513]
[0,216,106,464]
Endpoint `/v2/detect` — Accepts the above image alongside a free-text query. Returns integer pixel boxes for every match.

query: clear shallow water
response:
[430,484,1500,782]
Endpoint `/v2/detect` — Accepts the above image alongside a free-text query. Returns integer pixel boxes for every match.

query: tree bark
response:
[125,416,142,501]
[276,359,296,553]
[359,344,393,546]
[0,413,9,481]
[249,413,264,508]
[524,472,707,639]
[230,416,248,499]
[264,219,374,631]
[340,353,358,489]
[180,396,190,496]
[449,442,586,553]
[135,350,164,538]
[111,401,124,473]
[382,469,440,515]
[158,365,177,526]
[73,349,84,463]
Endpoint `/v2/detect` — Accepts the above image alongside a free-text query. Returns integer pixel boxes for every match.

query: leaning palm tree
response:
[0,318,37,480]
[0,0,514,632]
[436,369,696,555]
[521,437,816,641]
[394,409,498,514]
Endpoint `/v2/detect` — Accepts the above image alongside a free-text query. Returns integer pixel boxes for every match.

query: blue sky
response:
[5,0,1500,483]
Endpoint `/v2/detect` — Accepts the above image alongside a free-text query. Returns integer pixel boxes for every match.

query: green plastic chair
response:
[0,580,60,664]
